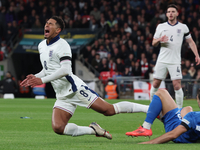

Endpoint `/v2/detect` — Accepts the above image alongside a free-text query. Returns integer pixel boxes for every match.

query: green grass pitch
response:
[0,98,199,150]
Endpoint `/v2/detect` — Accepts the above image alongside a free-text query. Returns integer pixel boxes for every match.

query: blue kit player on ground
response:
[126,89,200,143]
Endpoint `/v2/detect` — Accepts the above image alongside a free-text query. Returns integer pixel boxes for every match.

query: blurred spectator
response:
[17,4,25,21]
[74,14,82,28]
[192,69,200,98]
[124,22,132,34]
[0,71,17,96]
[92,40,100,51]
[132,44,139,60]
[99,17,108,29]
[1,41,7,58]
[116,57,124,74]
[90,6,101,21]
[32,17,42,29]
[81,17,89,28]
[79,0,85,10]
[5,6,16,23]
[141,57,149,78]
[40,6,50,25]
[98,58,109,72]
[133,61,141,76]
[91,53,101,70]
[89,18,98,30]
[104,39,112,53]
[21,15,30,28]
[184,60,191,70]
[107,14,118,28]
[68,20,75,29]
[182,68,191,80]
[97,45,108,59]
[108,58,116,73]
[29,9,36,27]
[150,53,157,67]
[112,47,121,62]
[88,49,96,64]
[82,45,92,63]
[120,44,129,60]
[123,66,132,76]
[63,14,71,28]
[6,21,16,40]
[188,63,196,79]
[125,53,135,67]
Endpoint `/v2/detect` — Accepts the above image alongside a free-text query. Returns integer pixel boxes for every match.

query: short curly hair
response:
[51,16,65,31]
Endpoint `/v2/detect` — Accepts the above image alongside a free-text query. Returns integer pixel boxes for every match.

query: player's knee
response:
[174,86,181,91]
[185,106,193,112]
[155,89,167,96]
[153,80,161,88]
[173,82,181,91]
[52,124,65,135]
[103,106,115,116]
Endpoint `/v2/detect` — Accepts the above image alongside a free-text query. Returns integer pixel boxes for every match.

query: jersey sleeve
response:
[56,41,72,63]
[153,24,161,39]
[180,112,193,130]
[184,24,191,39]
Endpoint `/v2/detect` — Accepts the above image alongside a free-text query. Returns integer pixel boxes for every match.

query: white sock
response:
[175,88,183,108]
[113,101,149,114]
[63,123,95,136]
[142,121,152,130]
[150,86,158,101]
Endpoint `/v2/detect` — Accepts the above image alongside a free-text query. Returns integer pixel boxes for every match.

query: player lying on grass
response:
[20,16,149,140]
[126,89,200,143]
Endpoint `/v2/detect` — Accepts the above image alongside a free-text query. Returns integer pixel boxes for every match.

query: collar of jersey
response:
[47,34,60,46]
[167,21,178,26]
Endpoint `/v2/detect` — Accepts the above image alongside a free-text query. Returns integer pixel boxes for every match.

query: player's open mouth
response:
[45,29,50,36]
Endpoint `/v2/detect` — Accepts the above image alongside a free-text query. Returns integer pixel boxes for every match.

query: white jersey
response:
[38,36,86,98]
[154,22,191,64]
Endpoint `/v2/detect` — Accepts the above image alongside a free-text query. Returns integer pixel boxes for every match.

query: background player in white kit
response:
[20,16,149,139]
[150,4,200,108]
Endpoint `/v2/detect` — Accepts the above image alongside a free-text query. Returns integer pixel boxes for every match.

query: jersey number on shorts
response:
[80,90,88,97]
[177,66,180,73]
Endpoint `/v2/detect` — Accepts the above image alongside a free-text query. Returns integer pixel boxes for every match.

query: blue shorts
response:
[162,108,184,143]
[162,108,182,132]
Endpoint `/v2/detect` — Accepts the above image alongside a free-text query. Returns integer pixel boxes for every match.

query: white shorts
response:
[153,62,182,80]
[53,85,99,115]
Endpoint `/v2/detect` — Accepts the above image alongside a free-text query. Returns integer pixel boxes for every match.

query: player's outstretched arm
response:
[139,125,187,144]
[186,37,200,65]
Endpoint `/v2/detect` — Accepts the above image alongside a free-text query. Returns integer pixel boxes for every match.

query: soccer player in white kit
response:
[150,4,200,108]
[20,16,149,139]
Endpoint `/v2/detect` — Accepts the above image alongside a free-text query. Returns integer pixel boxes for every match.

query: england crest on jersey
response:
[177,29,181,36]
[49,50,53,60]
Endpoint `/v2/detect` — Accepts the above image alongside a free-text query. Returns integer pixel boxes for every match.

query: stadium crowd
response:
[0,0,200,97]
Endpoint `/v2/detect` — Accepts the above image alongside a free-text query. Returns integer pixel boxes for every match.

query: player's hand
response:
[27,77,43,88]
[139,141,152,144]
[20,74,35,87]
[195,56,200,65]
[160,35,168,43]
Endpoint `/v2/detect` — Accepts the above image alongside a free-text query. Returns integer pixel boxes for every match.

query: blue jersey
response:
[162,109,200,143]
[177,112,200,143]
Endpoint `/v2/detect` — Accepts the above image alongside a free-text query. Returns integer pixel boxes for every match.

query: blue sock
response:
[145,95,162,124]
